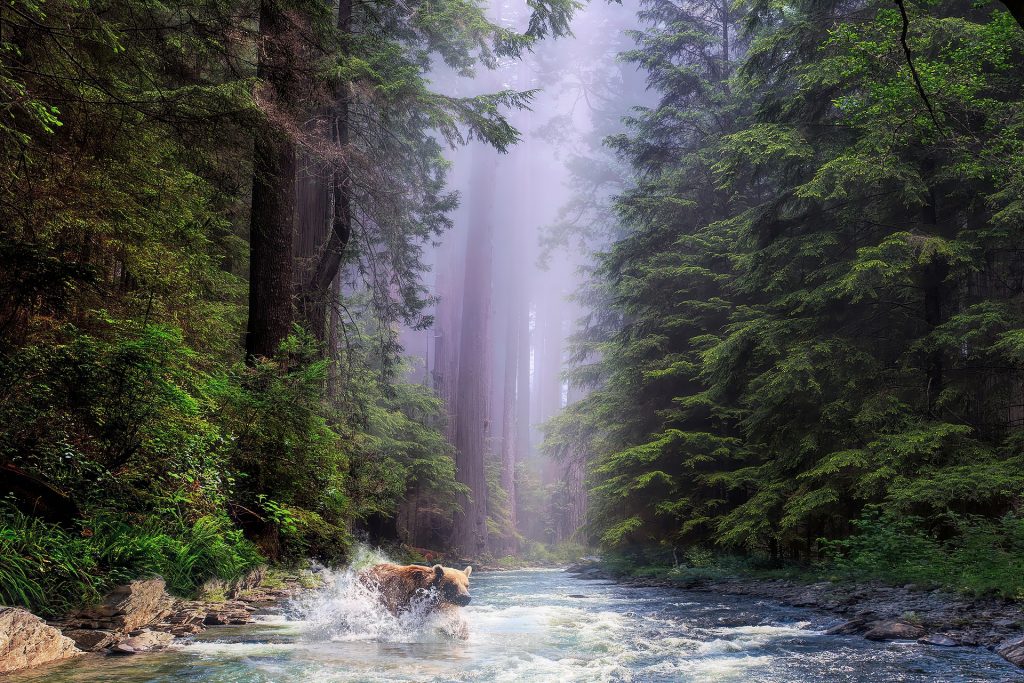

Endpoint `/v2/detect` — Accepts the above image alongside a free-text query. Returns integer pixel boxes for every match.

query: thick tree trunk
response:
[246,0,296,361]
[301,0,352,344]
[450,148,496,557]
[295,159,332,341]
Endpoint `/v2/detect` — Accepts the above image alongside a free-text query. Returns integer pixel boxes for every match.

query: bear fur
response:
[359,563,473,638]
[360,562,473,614]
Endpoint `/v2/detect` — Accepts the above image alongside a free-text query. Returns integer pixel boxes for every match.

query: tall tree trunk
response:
[450,147,496,557]
[499,291,520,551]
[922,186,946,416]
[301,0,352,345]
[246,0,296,361]
[562,451,586,541]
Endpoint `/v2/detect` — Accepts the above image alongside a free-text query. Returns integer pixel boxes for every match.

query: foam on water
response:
[294,545,467,643]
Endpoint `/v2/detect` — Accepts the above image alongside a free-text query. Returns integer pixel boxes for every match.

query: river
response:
[10,568,1023,682]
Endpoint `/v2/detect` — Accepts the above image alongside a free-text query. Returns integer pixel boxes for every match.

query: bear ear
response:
[464,565,472,577]
[432,564,444,579]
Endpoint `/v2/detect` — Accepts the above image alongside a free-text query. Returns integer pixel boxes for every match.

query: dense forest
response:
[547,0,1024,596]
[0,0,579,614]
[3,0,1024,619]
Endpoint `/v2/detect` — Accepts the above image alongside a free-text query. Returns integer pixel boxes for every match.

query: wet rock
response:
[826,618,868,635]
[110,642,137,656]
[918,634,958,647]
[788,590,820,608]
[202,600,254,626]
[121,630,174,652]
[995,635,1024,668]
[0,607,82,674]
[864,621,925,641]
[159,605,207,636]
[67,578,174,633]
[62,628,119,651]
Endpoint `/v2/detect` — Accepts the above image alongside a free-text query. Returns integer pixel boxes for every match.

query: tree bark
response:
[245,0,296,361]
[450,147,496,557]
[499,288,520,550]
[301,0,352,344]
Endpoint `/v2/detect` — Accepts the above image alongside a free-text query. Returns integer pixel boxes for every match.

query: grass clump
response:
[0,505,262,617]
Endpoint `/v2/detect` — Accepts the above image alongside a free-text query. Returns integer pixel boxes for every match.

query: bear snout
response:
[453,594,471,606]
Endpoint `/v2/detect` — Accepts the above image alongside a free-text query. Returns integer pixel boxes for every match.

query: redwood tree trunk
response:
[246,0,296,361]
[499,291,520,549]
[450,147,496,557]
[301,0,352,345]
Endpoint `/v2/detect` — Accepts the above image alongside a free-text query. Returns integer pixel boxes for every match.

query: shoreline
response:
[567,562,1024,668]
[0,567,322,675]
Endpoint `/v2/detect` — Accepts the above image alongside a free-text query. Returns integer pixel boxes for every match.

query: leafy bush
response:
[0,506,262,616]
[823,507,1024,599]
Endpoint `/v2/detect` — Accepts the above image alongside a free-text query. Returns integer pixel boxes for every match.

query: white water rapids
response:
[10,551,1023,682]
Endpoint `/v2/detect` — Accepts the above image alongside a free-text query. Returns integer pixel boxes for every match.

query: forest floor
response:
[567,560,1024,668]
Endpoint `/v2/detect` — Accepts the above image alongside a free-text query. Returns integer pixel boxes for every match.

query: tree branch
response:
[893,0,943,133]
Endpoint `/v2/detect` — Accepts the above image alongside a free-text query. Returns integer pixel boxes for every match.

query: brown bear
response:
[358,563,473,638]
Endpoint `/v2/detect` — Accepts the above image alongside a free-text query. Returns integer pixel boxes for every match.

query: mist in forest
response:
[392,0,648,555]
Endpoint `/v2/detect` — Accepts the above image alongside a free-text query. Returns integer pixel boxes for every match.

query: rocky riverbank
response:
[0,568,319,675]
[567,561,1024,669]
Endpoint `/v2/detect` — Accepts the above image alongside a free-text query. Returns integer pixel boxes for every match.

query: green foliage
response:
[551,0,1024,596]
[0,0,581,616]
[823,508,1024,599]
[0,505,261,617]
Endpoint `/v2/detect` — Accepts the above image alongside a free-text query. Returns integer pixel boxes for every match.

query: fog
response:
[397,0,651,552]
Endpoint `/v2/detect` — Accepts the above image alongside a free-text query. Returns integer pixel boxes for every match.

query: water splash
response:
[297,545,467,643]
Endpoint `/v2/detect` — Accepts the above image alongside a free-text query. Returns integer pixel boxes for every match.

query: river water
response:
[12,567,1023,682]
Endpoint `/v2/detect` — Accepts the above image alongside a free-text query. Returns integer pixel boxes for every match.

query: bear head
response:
[431,564,473,606]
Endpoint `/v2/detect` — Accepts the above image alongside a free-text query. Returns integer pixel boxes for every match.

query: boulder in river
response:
[120,630,175,653]
[918,634,958,647]
[826,618,868,635]
[0,607,82,674]
[995,635,1024,668]
[863,620,925,641]
[66,578,175,632]
[62,628,119,651]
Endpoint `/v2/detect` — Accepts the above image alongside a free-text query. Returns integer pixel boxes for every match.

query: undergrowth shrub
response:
[0,505,262,616]
[822,507,1024,599]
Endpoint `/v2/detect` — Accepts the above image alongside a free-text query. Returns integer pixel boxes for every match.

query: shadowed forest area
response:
[2,0,1024,622]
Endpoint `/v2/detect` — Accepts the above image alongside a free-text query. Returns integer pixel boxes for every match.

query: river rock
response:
[67,578,175,632]
[203,600,254,626]
[229,566,267,598]
[918,634,958,647]
[120,630,175,652]
[788,590,821,608]
[0,607,82,674]
[62,628,119,651]
[863,621,925,641]
[995,635,1024,668]
[158,605,207,636]
[826,618,868,635]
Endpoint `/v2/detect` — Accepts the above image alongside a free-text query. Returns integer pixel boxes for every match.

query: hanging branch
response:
[893,0,944,133]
